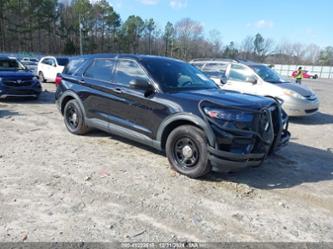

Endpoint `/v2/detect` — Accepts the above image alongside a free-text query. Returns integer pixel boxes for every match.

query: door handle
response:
[78,79,85,84]
[113,88,123,94]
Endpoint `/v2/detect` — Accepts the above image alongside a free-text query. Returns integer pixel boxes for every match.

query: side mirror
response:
[220,75,227,85]
[245,76,258,84]
[129,78,150,90]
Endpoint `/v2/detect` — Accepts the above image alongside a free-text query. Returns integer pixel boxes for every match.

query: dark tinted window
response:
[113,60,149,86]
[0,58,25,71]
[84,59,115,82]
[141,58,217,92]
[42,58,56,66]
[64,58,86,75]
[56,58,69,66]
[41,58,51,65]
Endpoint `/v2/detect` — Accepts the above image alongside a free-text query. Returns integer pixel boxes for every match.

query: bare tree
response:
[239,35,255,60]
[174,18,203,60]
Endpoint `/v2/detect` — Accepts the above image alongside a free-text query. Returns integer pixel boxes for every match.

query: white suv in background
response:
[37,56,69,82]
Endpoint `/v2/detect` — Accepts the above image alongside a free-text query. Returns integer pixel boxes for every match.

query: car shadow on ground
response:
[289,112,333,125]
[204,142,333,190]
[1,89,55,105]
[86,129,165,156]
[0,109,21,118]
[86,129,333,189]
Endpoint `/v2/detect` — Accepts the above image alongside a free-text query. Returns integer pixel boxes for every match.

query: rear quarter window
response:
[63,58,86,75]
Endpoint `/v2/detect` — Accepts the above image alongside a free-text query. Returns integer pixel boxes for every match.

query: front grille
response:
[3,79,33,87]
[305,108,318,114]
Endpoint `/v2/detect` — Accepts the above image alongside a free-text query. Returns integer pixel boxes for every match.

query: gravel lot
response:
[0,79,332,242]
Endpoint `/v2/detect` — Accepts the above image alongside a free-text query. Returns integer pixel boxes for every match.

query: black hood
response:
[279,83,314,97]
[171,88,275,110]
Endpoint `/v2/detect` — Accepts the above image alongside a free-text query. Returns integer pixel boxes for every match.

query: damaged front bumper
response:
[199,100,291,173]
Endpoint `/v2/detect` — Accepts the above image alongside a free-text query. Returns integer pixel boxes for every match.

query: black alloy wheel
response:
[166,125,211,178]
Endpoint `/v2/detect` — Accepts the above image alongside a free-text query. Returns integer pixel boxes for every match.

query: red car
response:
[292,70,318,79]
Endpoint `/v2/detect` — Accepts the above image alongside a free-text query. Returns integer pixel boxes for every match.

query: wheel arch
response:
[59,91,86,117]
[157,113,215,150]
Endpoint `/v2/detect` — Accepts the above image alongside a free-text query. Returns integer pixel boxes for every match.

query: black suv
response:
[55,54,290,178]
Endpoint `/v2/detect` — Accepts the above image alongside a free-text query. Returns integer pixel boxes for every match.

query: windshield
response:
[250,65,286,84]
[0,58,26,71]
[141,58,217,92]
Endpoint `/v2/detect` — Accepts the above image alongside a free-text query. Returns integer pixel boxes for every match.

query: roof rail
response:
[190,58,240,63]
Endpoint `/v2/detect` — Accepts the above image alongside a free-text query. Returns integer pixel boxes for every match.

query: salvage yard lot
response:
[0,79,332,242]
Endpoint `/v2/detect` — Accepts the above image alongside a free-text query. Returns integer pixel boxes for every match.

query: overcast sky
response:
[106,0,333,47]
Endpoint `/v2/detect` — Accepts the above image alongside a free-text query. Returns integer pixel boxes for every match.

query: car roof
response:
[67,53,183,63]
[0,56,10,60]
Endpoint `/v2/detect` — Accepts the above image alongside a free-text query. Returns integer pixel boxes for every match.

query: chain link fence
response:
[274,64,333,79]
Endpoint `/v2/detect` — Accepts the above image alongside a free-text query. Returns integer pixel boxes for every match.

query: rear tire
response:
[166,125,211,178]
[64,99,90,135]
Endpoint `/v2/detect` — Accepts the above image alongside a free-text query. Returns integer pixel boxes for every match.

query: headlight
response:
[283,89,305,100]
[203,107,254,122]
[32,76,38,81]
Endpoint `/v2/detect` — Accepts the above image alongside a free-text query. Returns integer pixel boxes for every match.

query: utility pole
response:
[79,14,83,55]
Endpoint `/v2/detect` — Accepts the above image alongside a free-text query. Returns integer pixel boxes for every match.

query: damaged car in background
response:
[193,59,320,117]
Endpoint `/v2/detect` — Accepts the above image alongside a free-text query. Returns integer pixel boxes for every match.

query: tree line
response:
[1,0,332,65]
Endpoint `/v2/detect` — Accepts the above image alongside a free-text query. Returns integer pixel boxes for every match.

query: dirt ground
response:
[0,79,332,242]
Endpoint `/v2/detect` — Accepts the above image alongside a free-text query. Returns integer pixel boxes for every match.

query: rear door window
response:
[64,58,86,75]
[84,59,115,82]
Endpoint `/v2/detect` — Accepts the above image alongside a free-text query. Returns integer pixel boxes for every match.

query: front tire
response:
[166,125,211,178]
[64,99,90,135]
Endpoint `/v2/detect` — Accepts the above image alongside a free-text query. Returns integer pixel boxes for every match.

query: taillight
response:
[55,75,62,87]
